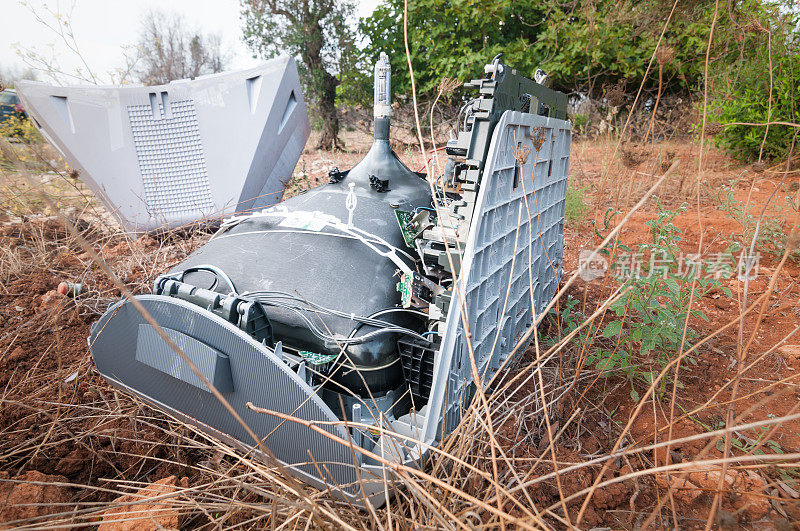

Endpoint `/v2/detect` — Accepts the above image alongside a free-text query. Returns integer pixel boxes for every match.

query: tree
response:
[241,0,356,149]
[136,10,228,85]
[356,0,549,100]
[353,0,763,100]
[0,65,39,90]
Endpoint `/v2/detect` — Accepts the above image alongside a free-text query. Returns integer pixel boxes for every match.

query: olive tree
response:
[241,0,356,149]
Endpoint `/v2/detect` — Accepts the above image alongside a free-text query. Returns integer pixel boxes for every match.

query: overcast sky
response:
[1,0,378,84]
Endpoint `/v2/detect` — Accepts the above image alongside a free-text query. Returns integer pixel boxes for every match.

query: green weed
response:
[713,178,800,263]
[550,203,730,401]
[565,182,589,225]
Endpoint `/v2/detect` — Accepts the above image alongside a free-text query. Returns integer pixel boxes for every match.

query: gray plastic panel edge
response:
[100,375,404,509]
[422,111,571,444]
[90,295,380,499]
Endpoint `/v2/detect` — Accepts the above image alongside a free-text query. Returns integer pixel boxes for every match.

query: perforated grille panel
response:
[128,100,213,219]
[425,111,571,441]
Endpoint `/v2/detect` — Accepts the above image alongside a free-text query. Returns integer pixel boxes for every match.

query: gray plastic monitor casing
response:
[88,109,570,509]
[419,111,570,444]
[17,56,310,232]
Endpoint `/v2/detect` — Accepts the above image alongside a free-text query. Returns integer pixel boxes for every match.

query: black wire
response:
[244,293,430,345]
[175,265,238,294]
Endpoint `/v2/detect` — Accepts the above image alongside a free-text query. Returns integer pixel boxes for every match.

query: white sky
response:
[1,0,378,84]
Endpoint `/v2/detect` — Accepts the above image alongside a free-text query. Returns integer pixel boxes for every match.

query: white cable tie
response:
[346,182,357,228]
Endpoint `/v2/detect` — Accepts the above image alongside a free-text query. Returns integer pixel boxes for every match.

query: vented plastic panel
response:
[17,57,310,232]
[423,111,571,442]
[128,100,213,218]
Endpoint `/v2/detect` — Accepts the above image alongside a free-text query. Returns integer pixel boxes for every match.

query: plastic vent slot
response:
[128,99,214,219]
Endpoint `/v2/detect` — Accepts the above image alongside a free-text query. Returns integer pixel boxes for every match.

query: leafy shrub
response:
[709,8,799,161]
[710,50,800,161]
[551,204,729,401]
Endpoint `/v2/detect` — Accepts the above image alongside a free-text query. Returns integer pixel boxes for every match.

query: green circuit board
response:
[394,209,437,248]
[396,272,413,307]
[394,209,417,248]
[299,351,338,365]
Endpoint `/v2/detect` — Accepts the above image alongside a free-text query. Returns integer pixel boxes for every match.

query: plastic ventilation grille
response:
[425,111,571,441]
[128,100,214,219]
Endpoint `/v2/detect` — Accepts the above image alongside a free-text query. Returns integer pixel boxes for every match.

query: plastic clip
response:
[346,182,357,228]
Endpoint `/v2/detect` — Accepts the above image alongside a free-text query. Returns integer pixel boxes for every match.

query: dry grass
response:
[2,118,800,528]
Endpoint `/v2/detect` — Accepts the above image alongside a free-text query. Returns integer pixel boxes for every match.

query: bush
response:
[711,51,800,161]
[709,9,799,161]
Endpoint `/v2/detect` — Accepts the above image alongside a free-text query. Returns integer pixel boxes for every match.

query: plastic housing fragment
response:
[421,111,571,444]
[17,57,309,232]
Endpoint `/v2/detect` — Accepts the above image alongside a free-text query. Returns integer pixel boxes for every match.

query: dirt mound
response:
[655,465,770,519]
[0,218,208,525]
[0,470,73,526]
[98,476,188,531]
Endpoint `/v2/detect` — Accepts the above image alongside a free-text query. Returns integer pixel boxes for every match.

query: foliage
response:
[564,182,589,225]
[352,0,730,102]
[713,178,800,262]
[530,1,718,97]
[570,113,589,136]
[709,8,800,161]
[353,0,549,100]
[241,0,357,148]
[351,0,799,163]
[679,406,787,455]
[553,204,729,401]
[0,114,41,144]
[136,10,228,85]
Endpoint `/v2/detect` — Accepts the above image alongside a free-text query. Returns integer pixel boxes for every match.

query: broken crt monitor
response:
[16,56,309,232]
[87,54,571,508]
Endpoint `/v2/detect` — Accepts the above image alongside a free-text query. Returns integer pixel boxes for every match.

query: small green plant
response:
[546,294,582,346]
[582,204,729,401]
[564,182,589,225]
[570,112,589,136]
[689,411,787,456]
[283,167,314,198]
[713,179,799,263]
